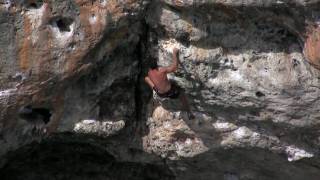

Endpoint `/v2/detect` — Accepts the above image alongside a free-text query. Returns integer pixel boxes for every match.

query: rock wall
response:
[0,0,320,180]
[0,0,146,159]
[142,1,320,179]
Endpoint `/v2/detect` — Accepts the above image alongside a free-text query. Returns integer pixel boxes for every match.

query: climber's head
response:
[149,61,158,70]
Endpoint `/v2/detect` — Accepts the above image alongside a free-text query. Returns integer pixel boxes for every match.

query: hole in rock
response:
[18,105,52,124]
[26,0,43,9]
[292,58,300,67]
[50,17,74,32]
[255,91,265,98]
[29,3,37,8]
[56,19,71,32]
[176,32,190,46]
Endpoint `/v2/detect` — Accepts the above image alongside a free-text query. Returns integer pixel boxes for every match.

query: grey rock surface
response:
[142,0,320,179]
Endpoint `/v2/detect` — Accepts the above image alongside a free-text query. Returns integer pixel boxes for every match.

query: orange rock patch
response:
[304,26,320,69]
[19,16,32,70]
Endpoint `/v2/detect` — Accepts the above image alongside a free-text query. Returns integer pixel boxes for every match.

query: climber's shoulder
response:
[148,67,167,75]
[158,67,170,74]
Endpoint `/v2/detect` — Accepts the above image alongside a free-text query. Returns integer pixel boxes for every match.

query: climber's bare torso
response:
[145,48,180,94]
[147,68,171,94]
[144,48,195,119]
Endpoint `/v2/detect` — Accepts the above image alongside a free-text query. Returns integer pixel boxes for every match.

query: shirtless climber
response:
[144,48,195,119]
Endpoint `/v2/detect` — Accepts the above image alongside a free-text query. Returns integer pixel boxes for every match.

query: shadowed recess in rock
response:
[50,17,74,32]
[167,148,320,180]
[18,105,52,124]
[24,0,44,9]
[0,136,175,180]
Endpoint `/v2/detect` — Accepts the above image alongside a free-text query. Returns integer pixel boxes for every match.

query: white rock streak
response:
[0,88,17,98]
[212,121,238,132]
[74,119,125,136]
[25,4,46,44]
[0,88,17,104]
[285,146,314,162]
[232,127,251,139]
[89,14,98,25]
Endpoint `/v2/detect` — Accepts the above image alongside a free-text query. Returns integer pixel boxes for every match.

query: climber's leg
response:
[179,91,195,120]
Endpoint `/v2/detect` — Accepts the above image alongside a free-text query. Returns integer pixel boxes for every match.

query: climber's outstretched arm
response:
[164,48,179,73]
[144,76,155,89]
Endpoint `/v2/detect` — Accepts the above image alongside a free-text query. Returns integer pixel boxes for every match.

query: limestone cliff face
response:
[0,0,146,158]
[1,0,320,180]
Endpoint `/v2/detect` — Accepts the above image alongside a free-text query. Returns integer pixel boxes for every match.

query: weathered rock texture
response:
[1,0,320,180]
[0,0,146,158]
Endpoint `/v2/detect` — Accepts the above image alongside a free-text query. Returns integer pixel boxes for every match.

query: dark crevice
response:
[50,17,74,32]
[18,105,52,124]
[29,3,37,8]
[57,19,70,32]
[0,135,175,180]
[133,19,151,136]
[25,0,43,9]
[255,91,265,98]
[134,37,143,123]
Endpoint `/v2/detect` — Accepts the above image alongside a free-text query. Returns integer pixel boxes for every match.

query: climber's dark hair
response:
[149,63,158,70]
[149,61,158,70]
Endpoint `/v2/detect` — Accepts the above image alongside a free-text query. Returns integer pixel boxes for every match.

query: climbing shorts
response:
[154,83,181,99]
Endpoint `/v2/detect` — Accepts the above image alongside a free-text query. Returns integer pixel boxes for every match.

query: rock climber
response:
[18,105,51,134]
[144,48,195,119]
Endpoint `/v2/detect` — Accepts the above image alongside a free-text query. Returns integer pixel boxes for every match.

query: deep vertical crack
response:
[133,19,150,136]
